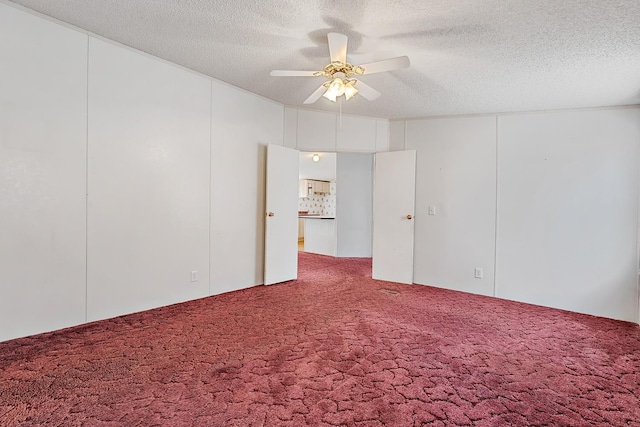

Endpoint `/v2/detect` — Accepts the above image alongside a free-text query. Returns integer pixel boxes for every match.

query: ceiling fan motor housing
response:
[314,61,364,80]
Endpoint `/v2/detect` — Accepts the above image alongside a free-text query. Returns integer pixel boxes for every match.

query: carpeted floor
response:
[1,252,639,426]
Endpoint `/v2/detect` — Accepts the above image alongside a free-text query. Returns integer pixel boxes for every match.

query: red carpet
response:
[1,252,639,426]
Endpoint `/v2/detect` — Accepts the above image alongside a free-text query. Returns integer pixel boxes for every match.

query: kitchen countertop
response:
[298,215,335,219]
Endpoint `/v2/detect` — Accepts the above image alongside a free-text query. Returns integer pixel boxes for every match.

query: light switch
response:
[190,270,198,282]
[429,206,436,215]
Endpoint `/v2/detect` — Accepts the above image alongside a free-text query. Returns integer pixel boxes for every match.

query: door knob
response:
[267,212,275,217]
[406,214,413,220]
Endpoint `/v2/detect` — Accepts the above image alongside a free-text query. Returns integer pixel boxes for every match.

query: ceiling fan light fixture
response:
[324,77,346,102]
[322,90,338,102]
[333,78,346,96]
[344,80,358,101]
[269,32,409,105]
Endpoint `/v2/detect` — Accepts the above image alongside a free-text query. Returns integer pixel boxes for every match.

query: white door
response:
[372,150,417,284]
[264,144,299,285]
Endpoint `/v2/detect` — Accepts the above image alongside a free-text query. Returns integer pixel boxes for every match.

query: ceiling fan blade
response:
[270,70,318,77]
[354,80,381,101]
[327,32,348,63]
[303,84,327,104]
[360,56,410,74]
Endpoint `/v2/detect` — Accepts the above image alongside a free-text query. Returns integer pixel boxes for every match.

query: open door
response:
[372,150,417,284]
[264,144,299,285]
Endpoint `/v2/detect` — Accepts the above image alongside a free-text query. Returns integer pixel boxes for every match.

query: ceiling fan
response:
[270,33,410,104]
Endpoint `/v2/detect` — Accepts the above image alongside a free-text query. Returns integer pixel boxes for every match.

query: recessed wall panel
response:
[496,109,640,321]
[0,3,88,341]
[297,109,337,152]
[375,120,390,152]
[407,116,497,297]
[389,121,406,151]
[210,82,284,293]
[87,38,211,321]
[336,115,377,152]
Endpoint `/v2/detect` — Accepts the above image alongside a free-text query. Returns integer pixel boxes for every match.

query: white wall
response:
[210,83,284,294]
[404,108,640,322]
[283,107,298,149]
[336,153,373,257]
[0,3,88,342]
[2,1,639,344]
[407,117,497,297]
[0,2,285,341]
[297,109,337,151]
[389,121,406,151]
[86,38,212,321]
[285,107,389,153]
[376,121,390,152]
[299,152,337,181]
[337,116,376,152]
[496,109,640,321]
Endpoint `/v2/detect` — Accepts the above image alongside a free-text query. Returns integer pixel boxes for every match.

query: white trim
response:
[397,104,640,122]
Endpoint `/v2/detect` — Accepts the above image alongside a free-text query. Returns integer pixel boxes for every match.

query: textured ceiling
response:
[7,0,640,119]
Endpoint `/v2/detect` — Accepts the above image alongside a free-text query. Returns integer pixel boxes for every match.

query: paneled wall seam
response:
[403,121,407,150]
[493,115,499,298]
[495,108,639,321]
[335,114,339,151]
[295,109,299,149]
[85,36,90,322]
[636,116,640,324]
[386,121,390,152]
[208,80,213,296]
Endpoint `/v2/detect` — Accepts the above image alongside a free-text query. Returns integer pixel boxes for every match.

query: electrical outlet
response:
[474,268,483,279]
[190,270,198,282]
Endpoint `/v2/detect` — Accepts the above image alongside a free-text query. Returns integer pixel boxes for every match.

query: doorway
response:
[264,144,417,286]
[297,152,337,255]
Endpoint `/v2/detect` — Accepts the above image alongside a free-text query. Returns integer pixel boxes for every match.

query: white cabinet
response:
[304,218,336,256]
[299,179,330,196]
[299,180,310,197]
[313,180,330,194]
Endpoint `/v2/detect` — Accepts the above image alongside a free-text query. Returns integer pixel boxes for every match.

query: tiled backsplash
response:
[299,181,336,216]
